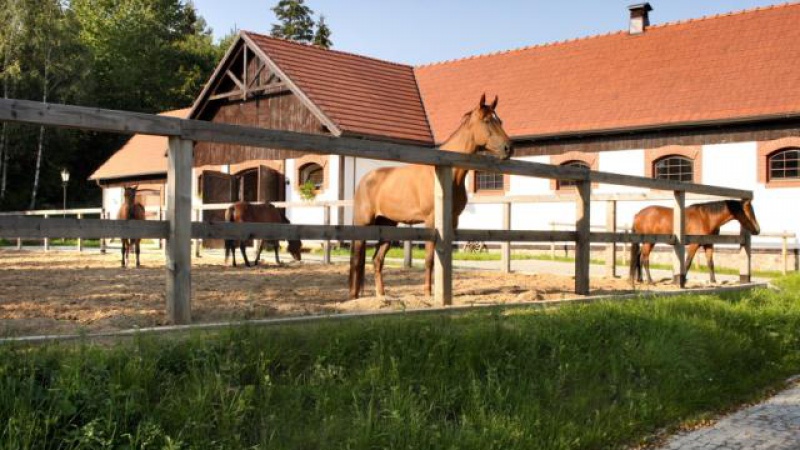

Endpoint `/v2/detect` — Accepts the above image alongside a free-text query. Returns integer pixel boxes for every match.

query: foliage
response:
[1,278,799,449]
[313,15,333,49]
[299,179,317,200]
[271,0,315,44]
[0,0,225,211]
[271,0,332,48]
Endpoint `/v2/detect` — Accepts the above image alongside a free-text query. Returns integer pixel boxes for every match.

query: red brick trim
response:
[294,154,329,193]
[549,151,598,190]
[644,145,702,183]
[758,137,800,188]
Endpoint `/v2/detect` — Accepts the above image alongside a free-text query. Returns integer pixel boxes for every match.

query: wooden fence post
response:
[100,209,107,254]
[77,213,83,252]
[782,233,788,276]
[740,228,752,284]
[403,225,413,268]
[323,205,331,264]
[550,222,556,260]
[194,208,201,258]
[501,201,511,273]
[575,180,591,295]
[605,200,617,278]
[434,165,453,306]
[166,137,192,325]
[673,191,686,287]
[158,207,164,250]
[43,214,49,252]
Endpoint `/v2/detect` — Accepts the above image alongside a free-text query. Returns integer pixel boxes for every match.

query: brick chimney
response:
[628,3,653,35]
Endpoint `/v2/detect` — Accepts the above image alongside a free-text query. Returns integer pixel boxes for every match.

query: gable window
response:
[299,163,324,190]
[474,171,505,192]
[653,155,693,182]
[768,148,800,181]
[557,161,590,189]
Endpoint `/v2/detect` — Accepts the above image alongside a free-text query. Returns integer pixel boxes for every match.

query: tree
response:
[271,0,315,44]
[313,15,332,49]
[0,0,24,201]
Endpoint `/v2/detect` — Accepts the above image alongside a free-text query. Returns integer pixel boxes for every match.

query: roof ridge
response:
[415,1,800,69]
[242,30,414,70]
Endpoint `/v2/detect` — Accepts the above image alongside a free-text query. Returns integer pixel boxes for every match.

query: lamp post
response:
[60,168,70,217]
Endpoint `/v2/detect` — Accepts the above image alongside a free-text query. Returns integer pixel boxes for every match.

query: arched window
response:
[557,160,590,189]
[299,163,324,190]
[653,155,693,182]
[474,171,505,192]
[768,148,800,181]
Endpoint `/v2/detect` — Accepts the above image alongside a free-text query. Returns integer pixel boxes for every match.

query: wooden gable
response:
[191,36,332,166]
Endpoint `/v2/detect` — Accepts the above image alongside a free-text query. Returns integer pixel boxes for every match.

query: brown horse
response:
[224,201,302,267]
[630,199,761,284]
[118,186,145,268]
[349,94,513,299]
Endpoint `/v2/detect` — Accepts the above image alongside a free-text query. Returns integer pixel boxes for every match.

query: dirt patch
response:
[0,249,734,337]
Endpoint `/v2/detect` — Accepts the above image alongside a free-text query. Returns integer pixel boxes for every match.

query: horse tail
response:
[349,240,367,299]
[629,241,641,283]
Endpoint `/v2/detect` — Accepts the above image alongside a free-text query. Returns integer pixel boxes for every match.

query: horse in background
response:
[630,199,761,284]
[349,94,513,299]
[225,201,302,267]
[118,186,145,268]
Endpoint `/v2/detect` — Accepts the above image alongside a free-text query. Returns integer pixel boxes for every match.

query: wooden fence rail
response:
[0,98,757,324]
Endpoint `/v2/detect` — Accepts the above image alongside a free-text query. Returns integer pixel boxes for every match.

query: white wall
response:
[103,187,123,220]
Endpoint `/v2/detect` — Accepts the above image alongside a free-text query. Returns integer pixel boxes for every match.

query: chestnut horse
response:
[349,94,513,299]
[118,186,145,268]
[224,201,302,267]
[630,199,761,284]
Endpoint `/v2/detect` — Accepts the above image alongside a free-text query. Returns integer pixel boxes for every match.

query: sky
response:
[190,0,787,65]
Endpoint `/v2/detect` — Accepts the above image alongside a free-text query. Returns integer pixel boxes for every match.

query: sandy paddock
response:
[0,248,726,337]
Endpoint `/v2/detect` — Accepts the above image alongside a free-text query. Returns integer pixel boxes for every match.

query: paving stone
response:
[657,380,800,450]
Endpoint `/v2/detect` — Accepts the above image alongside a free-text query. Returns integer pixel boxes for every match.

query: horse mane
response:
[440,111,474,145]
[691,200,742,215]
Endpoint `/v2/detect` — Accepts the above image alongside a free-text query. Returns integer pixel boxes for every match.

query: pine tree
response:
[270,0,315,44]
[313,15,332,49]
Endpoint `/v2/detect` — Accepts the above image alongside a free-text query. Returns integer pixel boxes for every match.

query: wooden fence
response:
[0,99,755,324]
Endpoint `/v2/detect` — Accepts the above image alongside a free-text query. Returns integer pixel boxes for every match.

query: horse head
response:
[287,239,302,261]
[467,94,513,160]
[732,199,761,235]
[123,185,138,204]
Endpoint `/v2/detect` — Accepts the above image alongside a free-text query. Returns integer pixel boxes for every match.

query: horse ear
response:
[490,96,498,110]
[479,93,486,108]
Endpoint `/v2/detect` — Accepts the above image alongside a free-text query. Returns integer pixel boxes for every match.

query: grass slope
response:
[1,278,799,449]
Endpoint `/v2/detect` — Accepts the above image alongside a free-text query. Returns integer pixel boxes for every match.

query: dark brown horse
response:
[225,201,302,267]
[118,186,145,268]
[630,199,761,284]
[349,94,513,299]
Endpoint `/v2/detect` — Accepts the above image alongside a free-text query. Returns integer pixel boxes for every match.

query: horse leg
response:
[121,239,127,268]
[253,240,264,267]
[239,241,251,267]
[683,244,700,284]
[373,240,392,297]
[424,240,435,297]
[224,240,232,266]
[642,243,654,284]
[629,242,640,284]
[135,239,141,268]
[349,240,367,299]
[704,245,716,284]
[273,241,281,265]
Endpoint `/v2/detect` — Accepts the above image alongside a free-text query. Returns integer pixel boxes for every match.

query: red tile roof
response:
[246,31,434,145]
[415,2,800,142]
[89,109,190,181]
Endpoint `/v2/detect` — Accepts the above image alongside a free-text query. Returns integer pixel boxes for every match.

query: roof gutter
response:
[511,111,800,142]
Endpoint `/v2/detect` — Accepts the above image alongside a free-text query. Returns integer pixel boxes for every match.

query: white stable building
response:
[90,3,800,258]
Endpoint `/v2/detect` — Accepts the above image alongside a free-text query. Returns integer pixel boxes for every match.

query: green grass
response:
[0,238,102,248]
[2,277,800,449]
